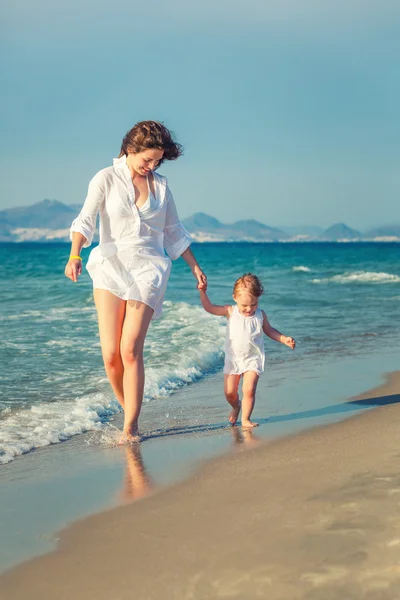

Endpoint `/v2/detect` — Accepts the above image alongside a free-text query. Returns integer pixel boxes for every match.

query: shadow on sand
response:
[141,393,400,441]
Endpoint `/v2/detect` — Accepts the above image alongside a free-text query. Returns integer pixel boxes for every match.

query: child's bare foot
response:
[229,402,241,425]
[241,420,259,429]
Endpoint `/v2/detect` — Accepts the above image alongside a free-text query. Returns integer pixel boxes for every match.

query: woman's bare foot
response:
[229,402,241,425]
[241,420,259,429]
[119,430,141,445]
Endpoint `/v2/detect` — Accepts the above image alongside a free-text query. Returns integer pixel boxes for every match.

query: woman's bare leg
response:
[224,374,241,425]
[119,299,154,440]
[94,289,126,408]
[241,371,259,428]
[120,445,153,503]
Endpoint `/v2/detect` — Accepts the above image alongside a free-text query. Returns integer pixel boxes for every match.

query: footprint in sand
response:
[186,566,276,598]
[301,566,348,586]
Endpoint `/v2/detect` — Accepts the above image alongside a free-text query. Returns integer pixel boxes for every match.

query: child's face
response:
[233,289,259,316]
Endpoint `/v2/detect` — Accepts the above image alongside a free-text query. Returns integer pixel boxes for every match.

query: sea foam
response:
[0,303,225,463]
[312,271,400,284]
[292,265,311,272]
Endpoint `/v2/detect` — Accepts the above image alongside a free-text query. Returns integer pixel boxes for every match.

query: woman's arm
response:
[181,247,207,290]
[162,185,207,289]
[69,172,105,248]
[262,311,296,349]
[199,289,230,317]
[163,186,192,260]
[65,232,87,282]
[65,171,105,282]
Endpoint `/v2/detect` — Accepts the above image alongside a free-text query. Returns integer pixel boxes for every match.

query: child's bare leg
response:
[224,374,241,425]
[241,371,259,428]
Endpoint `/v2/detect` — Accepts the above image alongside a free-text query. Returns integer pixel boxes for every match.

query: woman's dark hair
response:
[119,121,183,167]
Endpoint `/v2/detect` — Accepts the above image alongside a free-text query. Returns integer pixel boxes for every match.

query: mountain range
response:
[0,200,399,243]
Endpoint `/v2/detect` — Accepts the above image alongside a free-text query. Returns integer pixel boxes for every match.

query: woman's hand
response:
[65,258,82,282]
[192,265,207,291]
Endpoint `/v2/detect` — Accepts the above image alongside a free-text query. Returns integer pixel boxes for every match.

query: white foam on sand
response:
[0,393,121,464]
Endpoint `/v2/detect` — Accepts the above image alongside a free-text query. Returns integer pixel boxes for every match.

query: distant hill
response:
[319,223,361,241]
[280,225,324,238]
[365,225,400,240]
[182,213,288,241]
[0,199,77,229]
[0,201,398,243]
[182,212,223,231]
[230,219,289,241]
[68,204,82,214]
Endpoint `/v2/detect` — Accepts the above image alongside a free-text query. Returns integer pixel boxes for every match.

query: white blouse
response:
[70,155,192,318]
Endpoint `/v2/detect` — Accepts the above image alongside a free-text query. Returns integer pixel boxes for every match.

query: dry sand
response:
[2,373,400,600]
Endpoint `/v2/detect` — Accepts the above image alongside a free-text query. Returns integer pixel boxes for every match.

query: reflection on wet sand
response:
[231,426,260,447]
[118,424,260,504]
[119,444,154,504]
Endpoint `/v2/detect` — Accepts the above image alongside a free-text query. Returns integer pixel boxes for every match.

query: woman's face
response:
[127,148,164,176]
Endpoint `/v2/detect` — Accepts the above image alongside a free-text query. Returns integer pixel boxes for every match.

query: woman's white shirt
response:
[69,155,192,318]
[70,155,191,260]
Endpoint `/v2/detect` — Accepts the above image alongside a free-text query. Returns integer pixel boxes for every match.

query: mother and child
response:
[65,120,295,442]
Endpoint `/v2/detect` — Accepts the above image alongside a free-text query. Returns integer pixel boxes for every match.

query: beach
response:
[1,241,400,596]
[2,371,400,599]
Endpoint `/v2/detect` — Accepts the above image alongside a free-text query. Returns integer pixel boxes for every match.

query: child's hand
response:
[192,266,207,291]
[283,336,296,350]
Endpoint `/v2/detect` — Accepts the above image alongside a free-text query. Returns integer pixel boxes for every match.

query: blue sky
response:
[1,0,399,229]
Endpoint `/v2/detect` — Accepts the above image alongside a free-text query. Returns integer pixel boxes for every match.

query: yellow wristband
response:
[70,255,82,260]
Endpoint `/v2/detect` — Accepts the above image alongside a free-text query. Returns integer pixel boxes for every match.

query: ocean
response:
[1,241,400,465]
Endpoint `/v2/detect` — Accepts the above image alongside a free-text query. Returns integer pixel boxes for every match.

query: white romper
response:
[224,306,265,375]
[70,156,192,319]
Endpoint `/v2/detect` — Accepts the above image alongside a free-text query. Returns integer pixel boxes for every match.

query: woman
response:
[65,121,207,442]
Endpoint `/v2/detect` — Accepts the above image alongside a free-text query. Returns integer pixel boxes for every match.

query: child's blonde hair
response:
[233,273,264,298]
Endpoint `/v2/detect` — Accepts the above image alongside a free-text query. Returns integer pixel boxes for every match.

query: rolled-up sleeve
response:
[70,172,105,247]
[163,186,192,260]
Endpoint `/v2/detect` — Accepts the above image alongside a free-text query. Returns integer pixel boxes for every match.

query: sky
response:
[1,0,399,229]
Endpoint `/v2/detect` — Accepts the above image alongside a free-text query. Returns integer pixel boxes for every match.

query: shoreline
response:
[1,346,399,572]
[2,371,400,598]
[1,347,398,574]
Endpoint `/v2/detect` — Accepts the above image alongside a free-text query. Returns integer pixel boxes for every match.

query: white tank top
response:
[224,306,265,375]
[137,177,157,217]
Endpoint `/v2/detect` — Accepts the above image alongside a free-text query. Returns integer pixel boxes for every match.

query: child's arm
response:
[199,289,231,317]
[262,311,296,349]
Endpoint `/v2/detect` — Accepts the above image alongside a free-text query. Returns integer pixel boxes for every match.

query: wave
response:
[292,265,311,272]
[0,302,226,464]
[0,393,121,464]
[312,271,400,284]
[143,302,225,400]
[0,306,96,322]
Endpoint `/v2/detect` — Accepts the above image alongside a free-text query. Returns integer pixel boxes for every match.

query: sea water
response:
[1,241,399,464]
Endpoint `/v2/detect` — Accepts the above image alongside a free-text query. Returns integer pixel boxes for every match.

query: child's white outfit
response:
[224,306,265,376]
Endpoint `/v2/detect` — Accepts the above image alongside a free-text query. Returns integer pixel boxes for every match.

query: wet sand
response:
[2,372,400,600]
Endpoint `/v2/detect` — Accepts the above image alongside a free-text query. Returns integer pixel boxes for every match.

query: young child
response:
[199,273,295,428]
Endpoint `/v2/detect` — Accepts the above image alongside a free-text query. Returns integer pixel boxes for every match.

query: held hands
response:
[282,336,296,350]
[192,265,207,291]
[65,257,82,283]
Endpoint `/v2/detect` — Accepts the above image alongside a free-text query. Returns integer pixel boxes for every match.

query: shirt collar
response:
[112,155,166,193]
[113,155,128,171]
